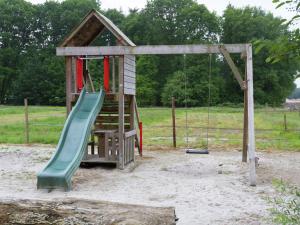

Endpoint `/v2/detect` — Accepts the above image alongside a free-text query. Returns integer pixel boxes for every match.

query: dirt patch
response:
[0,198,175,225]
[0,145,299,224]
[256,151,300,186]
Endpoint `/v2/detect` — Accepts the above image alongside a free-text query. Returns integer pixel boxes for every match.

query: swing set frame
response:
[57,43,257,186]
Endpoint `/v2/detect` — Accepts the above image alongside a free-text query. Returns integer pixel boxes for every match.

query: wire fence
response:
[1,102,299,150]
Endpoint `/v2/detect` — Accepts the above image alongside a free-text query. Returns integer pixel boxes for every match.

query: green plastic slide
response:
[37,88,105,191]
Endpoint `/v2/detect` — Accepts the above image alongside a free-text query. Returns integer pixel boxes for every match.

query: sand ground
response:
[0,145,299,225]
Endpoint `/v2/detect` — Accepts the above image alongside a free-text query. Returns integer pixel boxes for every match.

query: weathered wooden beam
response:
[219,45,245,90]
[242,64,248,163]
[246,44,256,186]
[112,57,116,93]
[242,52,248,162]
[129,96,135,162]
[124,129,136,138]
[65,57,72,115]
[57,44,247,56]
[118,56,125,169]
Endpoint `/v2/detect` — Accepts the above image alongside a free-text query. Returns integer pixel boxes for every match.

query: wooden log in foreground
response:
[0,198,176,225]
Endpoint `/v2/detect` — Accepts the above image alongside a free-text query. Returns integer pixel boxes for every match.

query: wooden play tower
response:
[58,9,257,186]
[60,10,141,169]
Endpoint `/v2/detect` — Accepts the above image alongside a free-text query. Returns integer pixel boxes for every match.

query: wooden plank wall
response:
[124,135,135,165]
[124,55,136,95]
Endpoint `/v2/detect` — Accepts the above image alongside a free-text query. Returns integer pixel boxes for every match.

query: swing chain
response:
[207,54,212,149]
[184,54,212,150]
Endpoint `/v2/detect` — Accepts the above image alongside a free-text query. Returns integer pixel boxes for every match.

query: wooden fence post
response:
[284,113,287,131]
[24,98,29,144]
[172,97,176,148]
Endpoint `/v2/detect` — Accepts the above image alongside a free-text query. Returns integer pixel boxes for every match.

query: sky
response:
[27,0,300,87]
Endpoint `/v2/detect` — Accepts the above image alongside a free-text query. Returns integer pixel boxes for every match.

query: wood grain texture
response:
[57,44,248,56]
[246,44,256,186]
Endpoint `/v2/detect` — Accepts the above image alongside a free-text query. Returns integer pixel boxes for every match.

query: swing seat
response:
[185,149,209,154]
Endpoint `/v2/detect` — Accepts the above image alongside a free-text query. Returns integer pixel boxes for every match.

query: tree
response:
[0,0,36,103]
[162,55,222,106]
[1,0,297,107]
[1,0,101,105]
[136,56,159,106]
[221,6,299,105]
[257,0,300,64]
[12,50,65,105]
[129,0,220,105]
[136,75,157,106]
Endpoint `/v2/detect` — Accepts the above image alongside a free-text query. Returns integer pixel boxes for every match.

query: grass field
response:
[0,105,299,151]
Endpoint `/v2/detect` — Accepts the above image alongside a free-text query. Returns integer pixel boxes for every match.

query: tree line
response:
[0,0,299,106]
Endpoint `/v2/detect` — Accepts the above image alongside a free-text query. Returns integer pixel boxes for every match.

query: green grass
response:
[0,105,299,151]
[268,179,300,224]
[0,106,65,144]
[140,107,300,151]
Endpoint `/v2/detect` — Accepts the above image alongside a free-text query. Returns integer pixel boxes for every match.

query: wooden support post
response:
[112,57,116,94]
[284,113,287,131]
[246,44,256,186]
[71,57,76,94]
[66,57,72,115]
[24,98,29,144]
[130,96,135,130]
[242,65,248,162]
[118,56,125,169]
[172,97,176,148]
[219,45,245,90]
[130,95,135,162]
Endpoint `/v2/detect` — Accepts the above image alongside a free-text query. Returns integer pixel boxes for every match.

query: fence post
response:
[284,113,287,131]
[172,97,176,148]
[24,98,29,144]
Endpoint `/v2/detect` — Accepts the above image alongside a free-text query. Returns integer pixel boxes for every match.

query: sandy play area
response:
[0,145,299,225]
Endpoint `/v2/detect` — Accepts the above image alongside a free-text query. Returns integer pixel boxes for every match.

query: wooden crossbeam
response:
[219,45,245,90]
[57,44,247,56]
